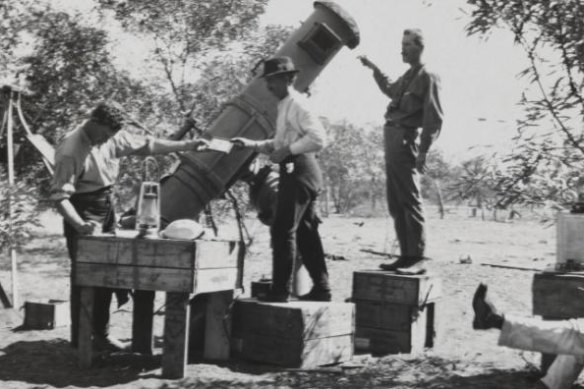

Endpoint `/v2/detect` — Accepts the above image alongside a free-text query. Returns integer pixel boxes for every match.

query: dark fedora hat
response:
[259,56,299,78]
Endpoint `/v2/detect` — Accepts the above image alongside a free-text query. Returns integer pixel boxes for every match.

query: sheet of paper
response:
[208,138,234,153]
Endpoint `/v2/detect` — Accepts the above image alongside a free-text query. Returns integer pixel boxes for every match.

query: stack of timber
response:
[231,299,354,368]
[352,271,442,355]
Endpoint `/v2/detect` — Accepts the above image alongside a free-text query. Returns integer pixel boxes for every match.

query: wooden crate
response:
[231,299,354,368]
[557,212,584,265]
[352,271,441,305]
[533,272,584,318]
[74,234,242,293]
[354,302,437,354]
[352,271,441,355]
[24,300,70,329]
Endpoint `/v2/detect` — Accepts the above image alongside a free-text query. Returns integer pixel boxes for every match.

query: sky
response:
[53,0,532,162]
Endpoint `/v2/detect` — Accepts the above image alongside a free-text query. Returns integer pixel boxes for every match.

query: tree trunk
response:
[434,179,445,219]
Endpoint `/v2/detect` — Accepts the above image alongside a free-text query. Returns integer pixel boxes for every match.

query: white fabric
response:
[499,315,584,389]
[160,219,204,240]
[256,90,326,155]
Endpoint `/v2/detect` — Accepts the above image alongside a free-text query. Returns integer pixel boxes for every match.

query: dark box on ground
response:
[24,299,70,329]
[231,298,354,368]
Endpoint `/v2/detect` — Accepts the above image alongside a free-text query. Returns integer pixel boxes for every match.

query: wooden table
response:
[74,231,243,378]
[532,271,584,372]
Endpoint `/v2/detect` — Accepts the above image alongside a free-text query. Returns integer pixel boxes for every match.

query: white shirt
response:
[257,90,327,155]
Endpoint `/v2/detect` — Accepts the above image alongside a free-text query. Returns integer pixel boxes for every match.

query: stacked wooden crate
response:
[352,271,442,355]
[231,299,354,368]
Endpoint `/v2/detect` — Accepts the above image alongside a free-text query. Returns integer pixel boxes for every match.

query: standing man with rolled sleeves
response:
[359,28,443,272]
[232,56,331,303]
[50,101,209,351]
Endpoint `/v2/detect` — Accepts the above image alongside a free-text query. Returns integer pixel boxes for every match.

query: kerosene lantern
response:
[136,181,160,236]
[135,157,161,237]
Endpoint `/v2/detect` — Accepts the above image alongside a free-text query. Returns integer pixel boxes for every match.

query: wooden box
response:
[557,212,584,266]
[352,271,441,305]
[231,299,354,368]
[24,300,70,329]
[74,233,242,293]
[352,271,441,355]
[354,302,437,354]
[533,272,584,319]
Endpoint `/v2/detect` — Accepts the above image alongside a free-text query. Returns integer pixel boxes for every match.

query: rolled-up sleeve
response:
[112,131,154,157]
[50,156,79,201]
[420,73,443,153]
[289,103,327,155]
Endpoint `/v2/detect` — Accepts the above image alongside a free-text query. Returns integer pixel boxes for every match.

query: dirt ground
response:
[1,205,583,389]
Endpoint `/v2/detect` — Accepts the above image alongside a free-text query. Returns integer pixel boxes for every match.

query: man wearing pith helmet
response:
[360,28,444,273]
[232,56,331,302]
[51,100,209,351]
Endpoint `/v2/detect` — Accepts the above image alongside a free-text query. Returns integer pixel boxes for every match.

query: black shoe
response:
[257,291,290,303]
[379,256,429,271]
[472,283,502,330]
[298,289,332,302]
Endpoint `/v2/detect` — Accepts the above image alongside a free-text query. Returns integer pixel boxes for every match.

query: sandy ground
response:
[1,205,582,389]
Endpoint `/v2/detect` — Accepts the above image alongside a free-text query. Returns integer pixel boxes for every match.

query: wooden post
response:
[204,290,233,360]
[78,287,95,368]
[6,90,18,309]
[132,290,155,355]
[162,292,190,379]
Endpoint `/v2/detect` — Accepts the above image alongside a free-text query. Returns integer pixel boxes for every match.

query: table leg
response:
[204,290,233,360]
[132,290,155,355]
[162,292,190,379]
[78,287,94,368]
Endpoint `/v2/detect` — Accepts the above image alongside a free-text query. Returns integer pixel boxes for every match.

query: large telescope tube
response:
[160,1,360,224]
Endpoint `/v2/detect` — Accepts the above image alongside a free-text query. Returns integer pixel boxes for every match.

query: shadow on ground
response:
[2,340,584,389]
[0,339,160,387]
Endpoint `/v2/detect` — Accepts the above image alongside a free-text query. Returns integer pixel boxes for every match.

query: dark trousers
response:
[270,167,329,295]
[384,123,425,258]
[64,187,115,346]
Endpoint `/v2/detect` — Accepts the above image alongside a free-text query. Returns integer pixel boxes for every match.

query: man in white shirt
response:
[232,57,331,302]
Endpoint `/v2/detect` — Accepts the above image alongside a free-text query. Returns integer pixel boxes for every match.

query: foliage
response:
[320,122,385,214]
[0,167,40,249]
[465,0,584,208]
[95,0,270,114]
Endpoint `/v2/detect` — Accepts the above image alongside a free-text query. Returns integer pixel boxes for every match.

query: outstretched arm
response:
[358,55,397,99]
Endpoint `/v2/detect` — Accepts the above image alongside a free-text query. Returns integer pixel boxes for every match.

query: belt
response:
[386,121,417,130]
[71,186,113,199]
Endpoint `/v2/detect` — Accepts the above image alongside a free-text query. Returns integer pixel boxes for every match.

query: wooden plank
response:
[194,268,239,294]
[78,287,94,369]
[76,237,195,269]
[532,272,584,318]
[132,290,155,355]
[162,292,190,379]
[74,263,194,292]
[0,281,12,308]
[204,290,233,360]
[195,240,241,269]
[352,271,441,305]
[232,333,353,368]
[232,299,354,340]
